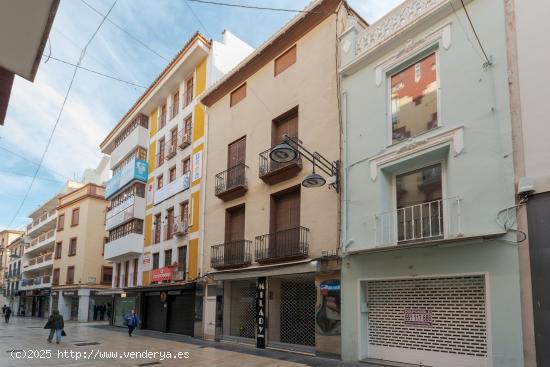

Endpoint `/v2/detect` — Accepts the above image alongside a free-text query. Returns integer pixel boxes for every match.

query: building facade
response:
[339,0,523,365]
[4,235,25,314]
[50,183,112,322]
[504,0,550,366]
[0,230,23,307]
[100,30,253,330]
[200,0,364,356]
[19,181,82,318]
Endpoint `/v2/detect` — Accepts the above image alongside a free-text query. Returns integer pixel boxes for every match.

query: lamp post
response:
[270,135,340,192]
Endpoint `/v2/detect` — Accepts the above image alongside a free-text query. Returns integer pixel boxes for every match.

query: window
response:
[164,249,172,267]
[184,115,192,134]
[53,268,60,285]
[166,208,174,240]
[133,258,138,286]
[157,174,164,189]
[184,77,194,107]
[169,166,176,183]
[230,83,246,107]
[107,219,144,242]
[390,52,438,143]
[124,261,129,287]
[225,205,245,242]
[152,253,160,269]
[57,214,65,231]
[180,202,189,222]
[272,107,298,145]
[101,267,112,284]
[116,262,121,287]
[160,104,167,129]
[274,44,297,76]
[66,266,75,284]
[158,138,165,166]
[182,157,191,175]
[68,238,77,256]
[153,214,161,244]
[172,90,179,119]
[177,246,187,276]
[55,242,62,259]
[71,208,79,226]
[395,164,443,242]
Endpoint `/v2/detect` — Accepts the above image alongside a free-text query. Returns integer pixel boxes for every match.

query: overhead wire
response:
[6,0,119,228]
[186,0,335,14]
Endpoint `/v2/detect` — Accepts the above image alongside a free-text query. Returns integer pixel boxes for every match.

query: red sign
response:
[151,267,174,282]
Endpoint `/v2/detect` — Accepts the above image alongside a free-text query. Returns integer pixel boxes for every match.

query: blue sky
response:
[0,0,403,229]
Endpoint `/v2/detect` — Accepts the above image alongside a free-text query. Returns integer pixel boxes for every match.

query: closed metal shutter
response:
[167,293,194,336]
[366,275,487,367]
[145,295,164,332]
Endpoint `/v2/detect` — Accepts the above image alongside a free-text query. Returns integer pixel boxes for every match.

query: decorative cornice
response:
[356,0,448,56]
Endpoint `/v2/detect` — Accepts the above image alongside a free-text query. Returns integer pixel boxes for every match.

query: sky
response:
[0,0,404,230]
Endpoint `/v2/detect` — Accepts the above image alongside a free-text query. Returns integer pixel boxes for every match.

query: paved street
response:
[0,317,370,367]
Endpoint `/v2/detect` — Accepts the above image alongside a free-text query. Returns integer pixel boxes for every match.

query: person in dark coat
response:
[124,309,140,337]
[99,304,105,320]
[4,306,12,323]
[44,310,64,344]
[2,305,6,315]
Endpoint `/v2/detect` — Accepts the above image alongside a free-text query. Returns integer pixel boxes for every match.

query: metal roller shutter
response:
[167,293,194,336]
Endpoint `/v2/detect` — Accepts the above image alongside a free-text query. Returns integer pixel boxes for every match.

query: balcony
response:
[105,196,146,231]
[26,229,55,254]
[20,275,52,290]
[105,157,148,199]
[173,216,189,236]
[255,226,309,264]
[211,240,252,269]
[26,210,56,237]
[104,233,143,261]
[259,147,302,185]
[166,139,177,160]
[178,128,192,149]
[215,163,248,201]
[110,117,149,168]
[374,197,463,246]
[23,253,54,272]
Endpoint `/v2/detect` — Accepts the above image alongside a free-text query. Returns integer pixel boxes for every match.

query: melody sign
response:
[256,277,266,348]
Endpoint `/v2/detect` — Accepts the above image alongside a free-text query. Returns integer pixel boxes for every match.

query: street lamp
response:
[270,135,340,192]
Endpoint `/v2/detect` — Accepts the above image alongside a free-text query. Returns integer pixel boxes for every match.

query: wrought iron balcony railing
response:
[215,163,248,200]
[255,226,309,263]
[165,139,177,160]
[178,127,192,149]
[259,146,301,184]
[211,240,252,269]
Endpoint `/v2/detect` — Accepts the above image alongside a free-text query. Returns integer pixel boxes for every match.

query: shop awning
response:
[208,259,318,280]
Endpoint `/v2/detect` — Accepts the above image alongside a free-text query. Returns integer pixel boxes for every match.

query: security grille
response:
[367,275,487,357]
[279,275,316,347]
[229,280,256,339]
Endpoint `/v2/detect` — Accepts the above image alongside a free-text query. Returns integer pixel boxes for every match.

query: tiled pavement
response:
[0,317,378,367]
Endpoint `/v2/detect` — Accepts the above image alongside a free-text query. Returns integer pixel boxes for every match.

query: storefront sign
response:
[256,277,266,348]
[167,290,181,295]
[192,151,202,182]
[151,267,174,282]
[105,157,148,199]
[63,291,76,296]
[404,309,432,327]
[153,172,190,205]
[105,196,135,230]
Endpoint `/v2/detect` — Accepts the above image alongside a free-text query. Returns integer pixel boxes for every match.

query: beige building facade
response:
[0,229,23,306]
[4,235,25,313]
[200,0,365,356]
[51,184,112,322]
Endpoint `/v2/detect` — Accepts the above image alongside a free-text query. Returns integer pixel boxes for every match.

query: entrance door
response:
[365,275,488,367]
[145,295,164,331]
[167,293,194,336]
[204,297,216,340]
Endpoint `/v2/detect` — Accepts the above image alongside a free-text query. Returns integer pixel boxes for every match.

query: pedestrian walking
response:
[124,309,140,337]
[2,305,6,316]
[4,306,12,323]
[44,310,65,344]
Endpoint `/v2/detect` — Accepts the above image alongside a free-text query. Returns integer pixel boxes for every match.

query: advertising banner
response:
[153,172,190,205]
[151,267,174,282]
[105,157,148,199]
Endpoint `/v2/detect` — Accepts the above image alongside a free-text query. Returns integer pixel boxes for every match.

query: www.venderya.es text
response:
[10,349,190,361]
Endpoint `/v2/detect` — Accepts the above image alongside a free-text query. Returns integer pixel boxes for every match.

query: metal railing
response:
[165,138,177,160]
[178,127,192,149]
[255,226,309,263]
[215,163,248,196]
[374,197,462,246]
[24,253,54,268]
[27,211,56,232]
[259,146,301,177]
[173,216,189,236]
[28,229,55,250]
[211,240,252,269]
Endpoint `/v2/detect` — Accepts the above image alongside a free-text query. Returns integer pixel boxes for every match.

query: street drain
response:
[137,363,161,366]
[74,342,101,346]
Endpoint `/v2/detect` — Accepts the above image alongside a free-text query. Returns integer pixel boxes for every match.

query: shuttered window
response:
[228,137,246,168]
[66,266,75,284]
[53,268,60,285]
[57,214,65,231]
[71,208,79,226]
[102,267,112,284]
[68,238,77,256]
[230,83,246,107]
[225,205,245,242]
[274,45,297,76]
[55,242,62,259]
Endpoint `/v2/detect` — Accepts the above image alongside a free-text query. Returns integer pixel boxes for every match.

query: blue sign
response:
[105,157,148,199]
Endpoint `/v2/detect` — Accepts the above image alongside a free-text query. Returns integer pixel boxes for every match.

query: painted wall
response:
[202,15,341,274]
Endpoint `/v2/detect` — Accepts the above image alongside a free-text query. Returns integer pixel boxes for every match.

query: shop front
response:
[113,293,137,327]
[53,287,112,322]
[22,288,50,317]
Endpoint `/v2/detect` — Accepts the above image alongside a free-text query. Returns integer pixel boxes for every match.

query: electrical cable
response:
[6,0,119,228]
[459,0,492,66]
[186,0,335,14]
[184,0,213,39]
[80,0,169,62]
[43,54,147,88]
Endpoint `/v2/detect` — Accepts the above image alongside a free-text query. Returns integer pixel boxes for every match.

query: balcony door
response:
[271,188,300,257]
[272,108,298,146]
[225,205,245,264]
[227,137,246,188]
[395,164,443,242]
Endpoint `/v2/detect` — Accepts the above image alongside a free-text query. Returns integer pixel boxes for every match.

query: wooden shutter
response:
[53,268,60,285]
[225,205,245,242]
[272,108,298,145]
[227,137,246,168]
[133,259,138,285]
[71,208,79,226]
[67,266,74,284]
[273,189,300,232]
[230,83,246,107]
[274,45,297,76]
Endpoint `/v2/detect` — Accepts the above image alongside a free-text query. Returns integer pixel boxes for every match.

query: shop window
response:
[390,52,438,143]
